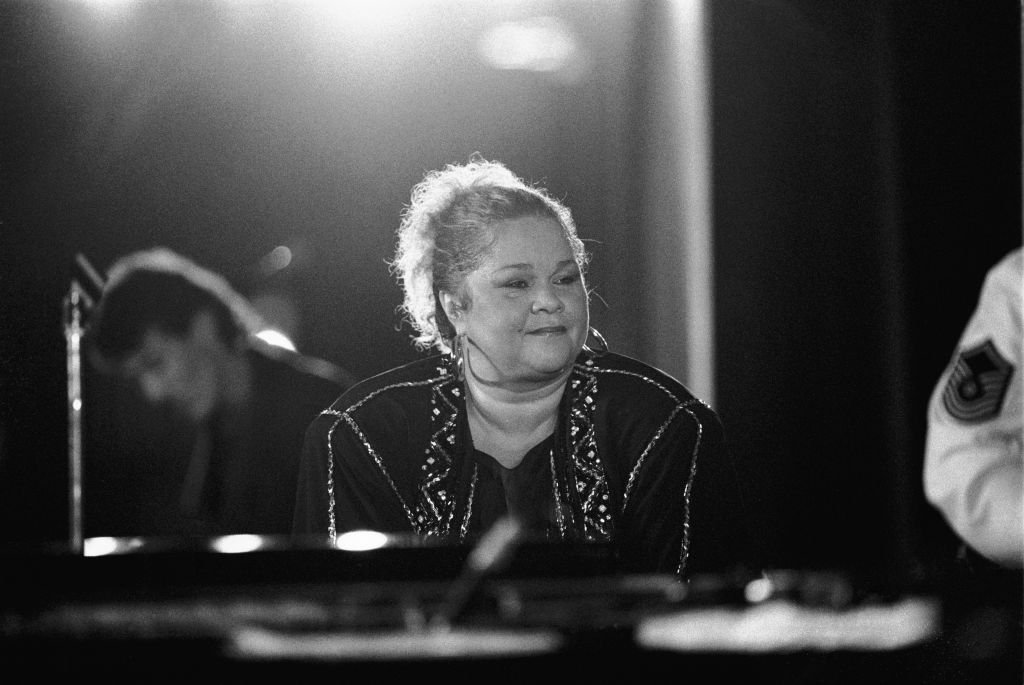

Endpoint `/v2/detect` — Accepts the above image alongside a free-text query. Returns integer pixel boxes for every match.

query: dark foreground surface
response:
[0,537,1019,683]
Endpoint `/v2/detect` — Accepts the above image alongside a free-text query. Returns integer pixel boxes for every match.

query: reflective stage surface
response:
[0,537,1019,683]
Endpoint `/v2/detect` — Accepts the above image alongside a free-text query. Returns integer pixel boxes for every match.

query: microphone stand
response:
[62,280,87,555]
[429,515,524,630]
[62,253,104,556]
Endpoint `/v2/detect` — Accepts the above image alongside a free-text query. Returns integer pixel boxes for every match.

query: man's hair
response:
[86,247,263,369]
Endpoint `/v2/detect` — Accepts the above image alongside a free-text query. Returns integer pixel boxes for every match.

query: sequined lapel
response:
[414,371,469,539]
[552,358,612,542]
[413,353,613,543]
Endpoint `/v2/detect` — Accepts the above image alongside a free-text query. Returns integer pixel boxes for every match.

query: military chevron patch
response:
[942,339,1014,422]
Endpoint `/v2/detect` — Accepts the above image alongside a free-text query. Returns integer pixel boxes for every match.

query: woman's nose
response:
[531,286,565,314]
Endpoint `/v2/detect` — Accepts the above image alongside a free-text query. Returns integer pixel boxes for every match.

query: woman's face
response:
[444,215,589,385]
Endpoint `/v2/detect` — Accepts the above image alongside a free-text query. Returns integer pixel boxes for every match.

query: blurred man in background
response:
[84,247,354,539]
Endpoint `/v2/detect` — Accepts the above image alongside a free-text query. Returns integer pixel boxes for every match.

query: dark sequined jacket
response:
[293,349,754,579]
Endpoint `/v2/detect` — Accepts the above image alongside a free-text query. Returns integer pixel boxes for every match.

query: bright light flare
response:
[83,536,146,557]
[478,16,589,82]
[335,530,390,551]
[256,328,296,351]
[258,245,292,276]
[210,534,268,554]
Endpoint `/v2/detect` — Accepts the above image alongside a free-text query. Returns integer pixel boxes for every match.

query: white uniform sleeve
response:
[923,249,1023,569]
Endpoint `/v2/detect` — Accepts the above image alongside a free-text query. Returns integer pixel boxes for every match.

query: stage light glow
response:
[315,0,413,28]
[744,576,773,603]
[259,245,293,275]
[284,0,415,45]
[83,536,146,557]
[80,0,136,23]
[82,0,133,6]
[210,534,267,554]
[83,536,120,557]
[478,16,588,82]
[256,328,297,351]
[335,530,390,551]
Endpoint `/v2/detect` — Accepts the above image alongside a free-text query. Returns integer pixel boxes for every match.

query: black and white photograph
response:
[0,0,1020,680]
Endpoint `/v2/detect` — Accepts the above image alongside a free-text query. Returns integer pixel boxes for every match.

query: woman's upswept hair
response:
[390,156,589,354]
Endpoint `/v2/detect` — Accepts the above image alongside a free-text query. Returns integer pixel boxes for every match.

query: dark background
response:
[0,0,1020,586]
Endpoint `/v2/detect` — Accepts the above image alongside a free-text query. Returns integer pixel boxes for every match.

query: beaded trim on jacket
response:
[319,350,705,576]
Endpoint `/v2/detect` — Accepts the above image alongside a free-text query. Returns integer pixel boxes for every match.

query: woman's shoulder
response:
[579,351,724,441]
[324,353,454,415]
[579,350,706,406]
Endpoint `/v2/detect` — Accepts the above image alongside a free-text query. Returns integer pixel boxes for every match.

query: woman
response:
[294,158,753,579]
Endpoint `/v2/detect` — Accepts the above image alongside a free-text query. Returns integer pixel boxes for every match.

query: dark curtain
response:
[710,0,1022,582]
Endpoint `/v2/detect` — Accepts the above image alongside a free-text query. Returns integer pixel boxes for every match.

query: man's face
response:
[120,324,220,423]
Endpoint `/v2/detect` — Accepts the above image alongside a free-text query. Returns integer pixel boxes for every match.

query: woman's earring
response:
[450,334,466,381]
[583,326,609,356]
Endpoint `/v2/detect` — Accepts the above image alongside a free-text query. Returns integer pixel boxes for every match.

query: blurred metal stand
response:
[62,281,88,555]
[62,254,104,555]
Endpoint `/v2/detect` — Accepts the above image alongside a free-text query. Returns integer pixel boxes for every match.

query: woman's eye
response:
[504,280,529,289]
[557,273,579,285]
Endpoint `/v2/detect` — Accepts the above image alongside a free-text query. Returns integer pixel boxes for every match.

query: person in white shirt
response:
[924,247,1022,569]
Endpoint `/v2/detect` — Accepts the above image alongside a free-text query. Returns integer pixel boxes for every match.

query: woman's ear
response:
[439,291,466,331]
